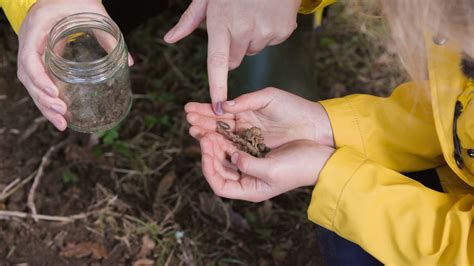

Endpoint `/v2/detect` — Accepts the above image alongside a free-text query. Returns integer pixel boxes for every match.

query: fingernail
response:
[164,28,176,42]
[45,87,57,97]
[214,102,224,116]
[50,103,64,114]
[54,118,65,131]
[231,152,239,164]
[128,54,134,66]
[225,100,236,106]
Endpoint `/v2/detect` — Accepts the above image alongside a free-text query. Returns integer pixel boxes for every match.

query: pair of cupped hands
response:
[186,88,335,202]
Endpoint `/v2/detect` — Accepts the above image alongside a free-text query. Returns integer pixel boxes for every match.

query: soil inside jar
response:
[59,30,132,132]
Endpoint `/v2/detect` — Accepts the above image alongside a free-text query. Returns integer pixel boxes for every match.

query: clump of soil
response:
[216,121,271,158]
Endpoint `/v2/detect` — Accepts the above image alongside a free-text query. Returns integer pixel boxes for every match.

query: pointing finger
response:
[207,24,231,113]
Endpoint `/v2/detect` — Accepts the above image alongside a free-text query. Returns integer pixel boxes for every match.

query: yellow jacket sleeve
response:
[309,146,474,264]
[1,0,329,32]
[0,0,37,34]
[299,0,335,14]
[320,82,445,172]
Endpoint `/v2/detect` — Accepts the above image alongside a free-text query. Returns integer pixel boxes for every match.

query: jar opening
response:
[46,13,126,84]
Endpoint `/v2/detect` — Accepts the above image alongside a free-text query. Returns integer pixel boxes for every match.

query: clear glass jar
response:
[45,12,132,133]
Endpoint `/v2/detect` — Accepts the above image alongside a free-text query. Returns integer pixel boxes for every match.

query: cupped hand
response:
[164,0,301,113]
[199,132,334,202]
[17,0,133,131]
[185,87,334,148]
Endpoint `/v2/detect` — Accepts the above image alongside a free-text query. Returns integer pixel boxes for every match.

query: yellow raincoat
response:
[301,1,474,264]
[0,0,36,33]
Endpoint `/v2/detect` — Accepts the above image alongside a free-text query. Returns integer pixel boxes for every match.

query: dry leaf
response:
[153,171,176,208]
[64,144,96,164]
[60,242,108,259]
[53,231,67,249]
[132,258,155,266]
[136,234,156,259]
[258,200,273,224]
[184,145,201,157]
[198,192,250,232]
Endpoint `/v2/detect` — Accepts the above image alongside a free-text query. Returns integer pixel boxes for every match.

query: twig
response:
[0,171,36,202]
[1,178,20,195]
[163,52,192,87]
[96,156,173,176]
[27,139,70,221]
[12,96,29,107]
[18,116,48,143]
[0,210,94,222]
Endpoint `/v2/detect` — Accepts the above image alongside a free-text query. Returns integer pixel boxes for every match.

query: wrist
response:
[311,102,335,147]
[304,144,334,187]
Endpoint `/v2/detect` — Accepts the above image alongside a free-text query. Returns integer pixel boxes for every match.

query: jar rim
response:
[46,12,126,83]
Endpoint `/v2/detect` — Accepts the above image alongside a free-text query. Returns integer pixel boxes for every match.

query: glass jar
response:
[45,12,132,133]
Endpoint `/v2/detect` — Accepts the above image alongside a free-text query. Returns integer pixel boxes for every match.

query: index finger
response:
[207,24,231,112]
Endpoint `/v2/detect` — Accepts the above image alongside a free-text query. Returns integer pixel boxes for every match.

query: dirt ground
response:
[0,2,404,265]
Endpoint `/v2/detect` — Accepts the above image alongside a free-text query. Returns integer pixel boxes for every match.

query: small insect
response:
[217,121,231,130]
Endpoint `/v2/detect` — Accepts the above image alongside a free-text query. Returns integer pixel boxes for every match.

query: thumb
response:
[128,53,134,66]
[223,88,276,113]
[164,0,208,43]
[231,151,272,179]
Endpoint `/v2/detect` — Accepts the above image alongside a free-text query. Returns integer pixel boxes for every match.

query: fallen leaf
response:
[257,200,272,224]
[53,231,67,249]
[199,192,250,232]
[153,171,176,212]
[136,234,156,259]
[132,258,155,266]
[102,243,127,265]
[60,242,108,259]
[184,145,201,157]
[64,144,96,164]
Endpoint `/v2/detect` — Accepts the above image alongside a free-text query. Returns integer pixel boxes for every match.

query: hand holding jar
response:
[17,0,133,131]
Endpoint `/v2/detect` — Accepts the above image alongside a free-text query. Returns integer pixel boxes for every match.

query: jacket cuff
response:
[307,146,367,229]
[1,0,38,34]
[299,0,335,14]
[320,96,365,153]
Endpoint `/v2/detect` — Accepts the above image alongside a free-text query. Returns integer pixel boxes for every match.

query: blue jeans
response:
[315,169,443,266]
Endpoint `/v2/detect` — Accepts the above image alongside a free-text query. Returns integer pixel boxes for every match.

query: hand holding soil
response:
[199,131,334,202]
